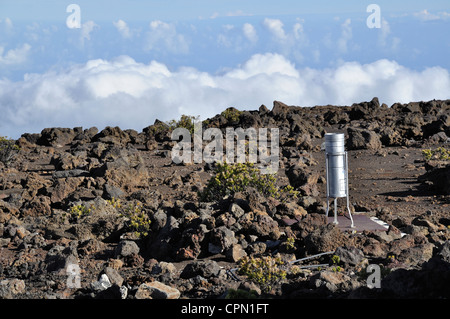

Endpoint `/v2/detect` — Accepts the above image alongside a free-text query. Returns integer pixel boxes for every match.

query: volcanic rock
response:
[305,223,346,254]
[180,260,222,279]
[115,240,140,258]
[38,127,77,147]
[135,281,180,299]
[347,127,382,150]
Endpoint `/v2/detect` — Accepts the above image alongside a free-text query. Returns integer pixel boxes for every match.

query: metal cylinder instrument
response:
[324,133,354,228]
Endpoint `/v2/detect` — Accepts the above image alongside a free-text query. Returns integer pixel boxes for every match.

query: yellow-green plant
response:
[329,255,343,272]
[387,254,396,263]
[147,120,170,136]
[283,237,296,252]
[331,255,340,265]
[69,204,92,220]
[199,162,298,202]
[237,256,287,292]
[221,107,242,123]
[107,197,122,209]
[422,146,450,161]
[0,136,20,166]
[422,149,433,161]
[331,266,343,273]
[279,185,300,201]
[167,114,199,135]
[119,201,151,238]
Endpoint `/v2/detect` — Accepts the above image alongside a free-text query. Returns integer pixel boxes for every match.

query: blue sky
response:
[1,1,450,138]
[2,0,449,21]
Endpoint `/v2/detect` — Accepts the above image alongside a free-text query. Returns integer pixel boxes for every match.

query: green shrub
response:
[199,162,298,202]
[107,198,151,238]
[283,237,296,252]
[331,255,340,265]
[278,184,300,201]
[147,120,170,136]
[422,146,450,161]
[106,197,122,209]
[221,107,242,123]
[119,201,151,238]
[146,115,199,139]
[68,204,92,220]
[331,265,343,273]
[199,162,275,201]
[0,136,20,166]
[237,256,287,292]
[167,114,199,135]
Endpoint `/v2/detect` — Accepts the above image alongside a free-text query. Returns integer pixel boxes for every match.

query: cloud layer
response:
[0,43,31,66]
[1,53,449,138]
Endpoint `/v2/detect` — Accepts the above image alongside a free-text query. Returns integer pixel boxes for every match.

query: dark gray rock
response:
[180,260,221,279]
[102,267,124,286]
[437,240,450,263]
[305,223,346,254]
[38,127,76,147]
[92,126,131,145]
[52,169,90,179]
[115,240,140,258]
[249,214,281,241]
[334,246,365,267]
[103,183,125,200]
[208,226,237,254]
[347,127,382,150]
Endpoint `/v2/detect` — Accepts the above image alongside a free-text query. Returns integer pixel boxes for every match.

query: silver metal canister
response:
[325,133,347,198]
[324,132,354,228]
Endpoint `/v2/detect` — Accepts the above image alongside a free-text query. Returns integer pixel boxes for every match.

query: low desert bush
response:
[237,255,287,292]
[422,146,450,161]
[221,107,242,123]
[199,162,299,202]
[68,204,92,221]
[118,201,151,238]
[167,114,199,135]
[0,136,20,166]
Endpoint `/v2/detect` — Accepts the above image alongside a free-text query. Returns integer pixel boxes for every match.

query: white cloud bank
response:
[0,43,31,66]
[0,53,449,138]
[80,21,98,46]
[113,19,132,39]
[413,9,450,21]
[243,23,258,44]
[145,20,189,54]
[263,18,287,40]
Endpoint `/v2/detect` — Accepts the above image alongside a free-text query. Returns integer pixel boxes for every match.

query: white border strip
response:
[369,216,406,237]
[369,216,389,229]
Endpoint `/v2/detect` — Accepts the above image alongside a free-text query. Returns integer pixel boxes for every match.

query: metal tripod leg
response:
[346,194,354,228]
[326,197,329,218]
[345,152,355,228]
[325,153,330,218]
[326,197,338,225]
[333,198,338,225]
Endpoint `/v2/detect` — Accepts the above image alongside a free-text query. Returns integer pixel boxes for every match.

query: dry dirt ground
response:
[315,145,448,219]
